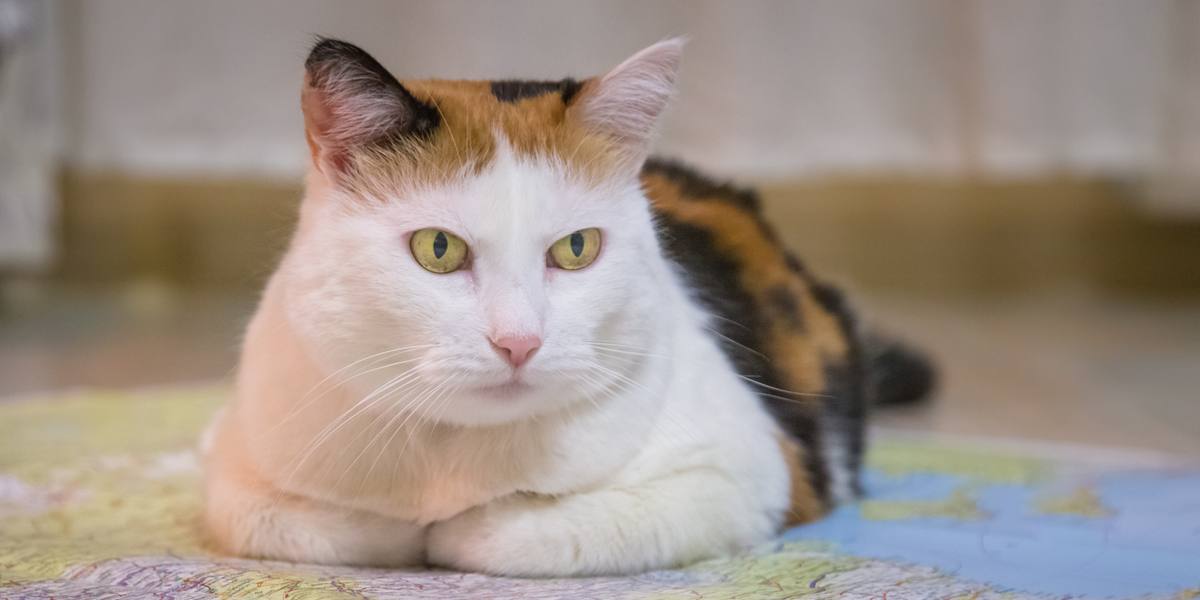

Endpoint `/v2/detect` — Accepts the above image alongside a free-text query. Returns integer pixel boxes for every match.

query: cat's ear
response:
[301,38,439,178]
[569,38,684,165]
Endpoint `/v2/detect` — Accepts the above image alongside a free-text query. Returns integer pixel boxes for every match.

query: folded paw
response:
[426,493,587,576]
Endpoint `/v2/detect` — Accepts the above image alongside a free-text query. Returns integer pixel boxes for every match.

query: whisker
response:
[270,345,434,432]
[585,362,700,445]
[387,376,462,493]
[302,344,434,401]
[586,361,650,394]
[705,313,753,333]
[588,338,826,400]
[348,377,446,493]
[396,375,462,461]
[737,375,831,399]
[584,340,656,350]
[752,391,825,405]
[567,368,605,411]
[703,326,769,361]
[586,345,670,360]
[333,375,439,491]
[282,360,439,488]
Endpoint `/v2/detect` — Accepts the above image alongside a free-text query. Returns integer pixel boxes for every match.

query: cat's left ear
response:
[569,38,685,167]
[301,38,439,179]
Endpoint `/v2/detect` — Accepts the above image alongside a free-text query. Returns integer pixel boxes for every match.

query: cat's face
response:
[282,39,682,425]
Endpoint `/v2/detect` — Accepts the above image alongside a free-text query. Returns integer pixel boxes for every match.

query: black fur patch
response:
[306,37,440,141]
[651,210,830,503]
[809,280,868,494]
[642,159,791,258]
[766,285,805,330]
[810,282,854,334]
[819,358,867,496]
[643,158,763,212]
[490,78,582,104]
[866,334,937,407]
[785,254,808,276]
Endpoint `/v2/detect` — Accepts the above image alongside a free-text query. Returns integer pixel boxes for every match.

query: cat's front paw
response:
[426,494,583,576]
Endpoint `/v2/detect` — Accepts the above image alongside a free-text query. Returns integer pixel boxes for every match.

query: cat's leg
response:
[425,468,782,576]
[204,462,426,567]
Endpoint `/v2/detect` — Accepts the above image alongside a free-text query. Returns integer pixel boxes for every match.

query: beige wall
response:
[0,0,60,269]
[5,0,1200,268]
[59,0,1200,180]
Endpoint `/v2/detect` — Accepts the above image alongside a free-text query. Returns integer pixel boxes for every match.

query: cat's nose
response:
[489,335,541,369]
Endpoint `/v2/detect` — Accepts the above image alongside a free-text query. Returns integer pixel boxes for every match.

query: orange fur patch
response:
[777,433,825,525]
[641,171,849,400]
[342,79,629,199]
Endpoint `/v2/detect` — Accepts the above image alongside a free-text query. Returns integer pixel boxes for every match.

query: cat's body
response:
[203,38,931,576]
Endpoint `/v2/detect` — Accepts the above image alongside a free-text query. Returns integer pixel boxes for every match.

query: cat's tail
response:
[864,332,937,407]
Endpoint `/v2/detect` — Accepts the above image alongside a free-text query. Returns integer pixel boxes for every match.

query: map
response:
[1,386,1198,599]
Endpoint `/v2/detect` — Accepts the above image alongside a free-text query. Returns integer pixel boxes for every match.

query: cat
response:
[202,37,933,577]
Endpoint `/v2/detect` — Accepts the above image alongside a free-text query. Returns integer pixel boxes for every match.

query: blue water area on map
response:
[783,469,1200,597]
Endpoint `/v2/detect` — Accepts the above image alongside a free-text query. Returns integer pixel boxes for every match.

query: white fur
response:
[204,41,791,576]
[820,415,857,504]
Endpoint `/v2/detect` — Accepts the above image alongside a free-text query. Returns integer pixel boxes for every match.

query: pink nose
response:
[489,335,541,368]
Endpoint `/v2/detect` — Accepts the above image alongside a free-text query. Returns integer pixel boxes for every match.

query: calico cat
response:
[203,37,933,576]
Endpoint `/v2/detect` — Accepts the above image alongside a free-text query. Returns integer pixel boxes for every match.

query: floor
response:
[3,282,1199,457]
[0,282,250,396]
[859,291,1200,456]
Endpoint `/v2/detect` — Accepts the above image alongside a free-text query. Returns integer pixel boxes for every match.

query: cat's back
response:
[640,158,867,511]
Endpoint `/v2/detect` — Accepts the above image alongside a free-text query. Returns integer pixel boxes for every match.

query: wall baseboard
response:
[55,170,300,287]
[42,169,1200,299]
[758,176,1200,299]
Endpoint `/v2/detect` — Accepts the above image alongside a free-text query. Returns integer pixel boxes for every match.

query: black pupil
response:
[570,232,584,257]
[433,231,448,259]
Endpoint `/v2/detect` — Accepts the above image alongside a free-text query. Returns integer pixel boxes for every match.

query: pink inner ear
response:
[302,76,347,173]
[571,38,685,149]
[303,76,402,175]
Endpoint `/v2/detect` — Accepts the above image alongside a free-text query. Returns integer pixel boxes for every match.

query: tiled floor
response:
[3,282,1198,456]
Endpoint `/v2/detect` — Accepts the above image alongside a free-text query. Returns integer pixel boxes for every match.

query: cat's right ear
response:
[301,38,439,179]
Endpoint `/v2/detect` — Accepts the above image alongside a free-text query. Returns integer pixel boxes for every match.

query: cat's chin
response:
[471,380,535,399]
[429,379,594,427]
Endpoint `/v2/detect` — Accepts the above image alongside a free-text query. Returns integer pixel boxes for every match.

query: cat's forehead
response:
[345,77,625,196]
[403,78,581,151]
[401,78,582,121]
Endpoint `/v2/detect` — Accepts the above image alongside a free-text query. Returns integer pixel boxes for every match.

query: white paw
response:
[426,494,584,576]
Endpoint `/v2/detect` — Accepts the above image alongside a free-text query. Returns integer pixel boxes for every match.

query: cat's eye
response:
[410,228,469,273]
[548,228,602,270]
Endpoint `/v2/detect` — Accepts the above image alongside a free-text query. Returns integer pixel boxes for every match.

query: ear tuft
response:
[570,38,685,159]
[302,37,439,177]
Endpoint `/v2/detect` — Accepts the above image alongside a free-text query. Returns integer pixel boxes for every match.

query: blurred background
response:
[1,1,1197,454]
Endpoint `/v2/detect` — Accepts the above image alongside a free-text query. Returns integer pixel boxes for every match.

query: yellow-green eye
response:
[410,228,469,273]
[548,228,601,270]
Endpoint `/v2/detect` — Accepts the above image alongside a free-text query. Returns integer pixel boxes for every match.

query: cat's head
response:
[281,38,684,426]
